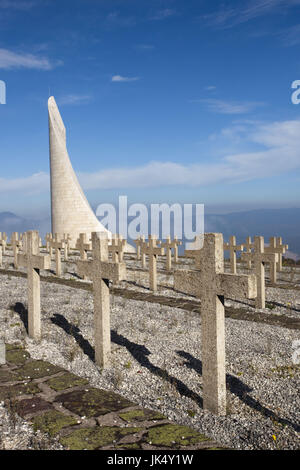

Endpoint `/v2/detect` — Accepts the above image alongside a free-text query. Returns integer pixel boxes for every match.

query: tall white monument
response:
[48,96,134,252]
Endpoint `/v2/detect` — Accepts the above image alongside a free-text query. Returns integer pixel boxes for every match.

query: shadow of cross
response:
[11,232,22,269]
[142,235,164,292]
[17,231,51,340]
[77,232,126,369]
[174,233,257,416]
[241,236,278,309]
[50,234,65,277]
[265,237,288,284]
[223,235,244,274]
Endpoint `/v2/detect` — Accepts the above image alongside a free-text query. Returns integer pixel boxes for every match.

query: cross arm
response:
[100,261,127,283]
[216,273,257,300]
[77,260,92,280]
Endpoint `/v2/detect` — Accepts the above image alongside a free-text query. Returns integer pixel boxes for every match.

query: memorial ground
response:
[0,247,299,450]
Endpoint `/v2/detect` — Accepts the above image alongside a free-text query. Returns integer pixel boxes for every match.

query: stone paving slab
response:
[0,343,227,450]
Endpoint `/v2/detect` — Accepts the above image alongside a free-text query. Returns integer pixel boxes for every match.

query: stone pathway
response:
[0,343,226,450]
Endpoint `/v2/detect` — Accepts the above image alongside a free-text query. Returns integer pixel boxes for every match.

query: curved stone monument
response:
[48,96,134,252]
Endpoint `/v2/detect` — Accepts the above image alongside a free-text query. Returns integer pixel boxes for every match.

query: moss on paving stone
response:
[46,372,89,391]
[119,409,166,422]
[115,443,141,449]
[0,369,18,383]
[14,360,63,380]
[60,426,142,450]
[146,424,209,447]
[32,410,78,436]
[54,388,134,418]
[15,396,53,418]
[5,343,26,352]
[6,349,30,365]
[0,382,40,400]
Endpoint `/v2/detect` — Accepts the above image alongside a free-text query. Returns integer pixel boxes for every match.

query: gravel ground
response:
[0,270,299,450]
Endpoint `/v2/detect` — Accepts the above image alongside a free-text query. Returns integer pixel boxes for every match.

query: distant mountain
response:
[0,208,299,257]
[0,212,50,241]
[205,208,300,259]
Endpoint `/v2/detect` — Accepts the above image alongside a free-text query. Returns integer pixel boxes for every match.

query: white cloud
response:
[58,94,92,106]
[192,98,265,114]
[2,120,300,195]
[201,0,300,29]
[0,48,62,70]
[111,75,140,82]
[150,9,177,21]
[0,172,49,194]
[0,0,36,9]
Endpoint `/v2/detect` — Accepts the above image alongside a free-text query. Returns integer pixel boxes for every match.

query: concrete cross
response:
[174,233,257,416]
[109,235,126,263]
[171,236,182,263]
[241,236,278,309]
[159,236,173,271]
[276,237,288,272]
[10,232,22,269]
[159,236,183,271]
[265,237,287,283]
[142,235,164,291]
[50,234,65,277]
[243,236,254,270]
[223,236,244,274]
[134,235,145,261]
[76,233,92,261]
[17,231,51,339]
[62,233,72,261]
[45,233,53,254]
[77,232,126,368]
[0,233,7,255]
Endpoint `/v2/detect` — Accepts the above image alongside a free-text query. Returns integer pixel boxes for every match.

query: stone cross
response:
[159,236,172,271]
[10,232,22,269]
[223,236,244,274]
[109,235,126,263]
[142,235,164,291]
[62,233,72,261]
[276,237,288,272]
[76,233,92,261]
[264,237,287,283]
[174,233,257,416]
[0,245,3,268]
[134,236,145,261]
[0,233,7,255]
[17,231,51,339]
[50,234,65,277]
[77,232,126,368]
[45,233,53,255]
[171,236,182,263]
[243,236,254,269]
[241,236,278,309]
[159,236,183,271]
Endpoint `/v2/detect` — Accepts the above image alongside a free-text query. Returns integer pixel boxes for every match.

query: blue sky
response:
[1,0,300,218]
